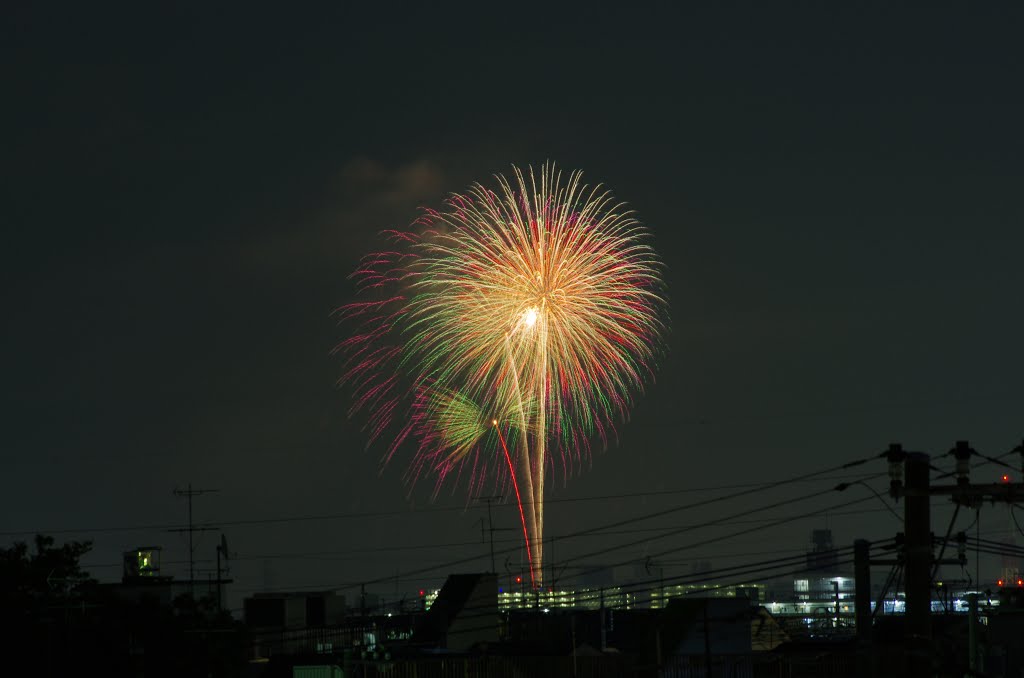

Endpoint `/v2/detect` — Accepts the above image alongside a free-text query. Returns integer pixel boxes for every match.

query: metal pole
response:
[549,534,554,589]
[187,483,194,600]
[904,452,931,678]
[216,542,222,613]
[171,484,218,597]
[967,592,978,674]
[486,499,496,573]
[854,539,873,677]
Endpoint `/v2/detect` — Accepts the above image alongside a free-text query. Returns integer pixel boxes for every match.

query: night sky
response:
[4,5,1023,613]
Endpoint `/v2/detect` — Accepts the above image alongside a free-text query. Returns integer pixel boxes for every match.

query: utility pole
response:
[904,452,931,678]
[215,534,231,614]
[216,540,223,612]
[886,440,1024,677]
[170,484,218,596]
[854,539,873,678]
[967,592,979,674]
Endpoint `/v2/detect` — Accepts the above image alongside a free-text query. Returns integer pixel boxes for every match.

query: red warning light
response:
[515,576,522,584]
[419,589,425,596]
[1002,474,1011,483]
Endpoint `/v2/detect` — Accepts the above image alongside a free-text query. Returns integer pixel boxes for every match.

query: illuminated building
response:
[497,586,636,611]
[651,583,765,609]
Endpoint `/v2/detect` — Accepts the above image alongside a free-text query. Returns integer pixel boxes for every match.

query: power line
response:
[573,493,881,582]
[560,477,886,577]
[344,468,881,591]
[197,503,897,589]
[933,444,1021,481]
[71,502,930,575]
[0,472,882,537]
[241,478,886,596]
[31,450,1018,605]
[191,504,904,565]
[74,503,958,574]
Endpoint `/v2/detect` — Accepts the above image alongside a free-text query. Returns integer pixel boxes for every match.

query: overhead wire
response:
[66,448,1022,599]
[237,446,1017,596]
[0,472,882,537]
[243,443,1021,637]
[241,481,887,596]
[231,454,883,595]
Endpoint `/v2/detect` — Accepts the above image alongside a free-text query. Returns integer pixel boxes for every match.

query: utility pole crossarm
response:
[928,483,1024,503]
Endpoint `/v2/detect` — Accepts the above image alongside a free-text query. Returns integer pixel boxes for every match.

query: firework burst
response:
[337,164,666,586]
